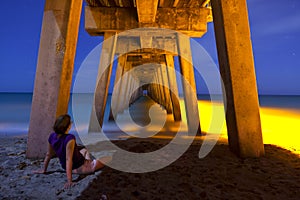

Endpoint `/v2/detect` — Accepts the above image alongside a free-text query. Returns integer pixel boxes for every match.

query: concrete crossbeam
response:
[85,6,210,37]
[136,0,159,23]
[115,36,178,55]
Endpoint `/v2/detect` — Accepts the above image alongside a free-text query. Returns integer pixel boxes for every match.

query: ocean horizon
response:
[1,92,300,137]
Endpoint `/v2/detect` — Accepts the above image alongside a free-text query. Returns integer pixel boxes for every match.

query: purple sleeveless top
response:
[48,133,85,170]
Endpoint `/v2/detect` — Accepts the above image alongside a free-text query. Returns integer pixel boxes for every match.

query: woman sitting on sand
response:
[34,114,111,188]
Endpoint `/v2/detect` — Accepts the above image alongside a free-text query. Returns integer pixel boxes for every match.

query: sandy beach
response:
[1,97,300,199]
[1,0,300,198]
[1,134,300,200]
[0,135,102,200]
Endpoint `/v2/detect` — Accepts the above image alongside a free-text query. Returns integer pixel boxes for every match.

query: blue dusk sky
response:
[0,0,299,95]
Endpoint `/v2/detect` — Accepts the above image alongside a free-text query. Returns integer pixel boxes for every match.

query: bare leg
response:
[79,148,91,160]
[73,156,112,174]
[93,156,112,172]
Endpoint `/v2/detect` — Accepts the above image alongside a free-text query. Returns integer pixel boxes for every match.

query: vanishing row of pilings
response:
[26,0,264,159]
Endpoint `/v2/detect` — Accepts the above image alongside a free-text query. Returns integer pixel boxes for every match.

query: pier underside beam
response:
[85,7,210,37]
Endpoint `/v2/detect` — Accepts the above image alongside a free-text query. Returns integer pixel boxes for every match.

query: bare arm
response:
[43,143,56,172]
[33,143,55,174]
[64,139,75,188]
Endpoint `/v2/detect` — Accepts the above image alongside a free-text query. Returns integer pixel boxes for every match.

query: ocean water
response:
[0,93,299,136]
[0,93,32,135]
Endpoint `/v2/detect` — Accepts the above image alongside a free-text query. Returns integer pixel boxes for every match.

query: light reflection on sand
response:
[190,100,300,155]
[130,99,300,155]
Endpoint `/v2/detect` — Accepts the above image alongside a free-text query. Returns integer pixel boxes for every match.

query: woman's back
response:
[48,132,85,170]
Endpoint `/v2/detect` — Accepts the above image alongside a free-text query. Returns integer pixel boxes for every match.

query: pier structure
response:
[27,0,264,158]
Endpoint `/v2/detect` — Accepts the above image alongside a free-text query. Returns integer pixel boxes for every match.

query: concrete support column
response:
[129,78,138,105]
[177,34,201,135]
[148,84,152,99]
[155,70,164,107]
[159,67,168,110]
[109,55,126,121]
[119,62,132,112]
[129,78,135,105]
[128,67,135,108]
[154,81,162,105]
[165,54,182,121]
[134,81,141,103]
[211,0,264,157]
[158,66,165,109]
[160,64,173,114]
[115,60,128,114]
[89,32,117,132]
[151,75,157,103]
[130,79,140,105]
[27,0,82,158]
[148,84,156,102]
[138,87,143,98]
[150,84,158,103]
[154,83,161,105]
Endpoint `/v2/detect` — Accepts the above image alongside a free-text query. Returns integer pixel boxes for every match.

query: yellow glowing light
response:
[179,100,227,136]
[179,100,300,155]
[260,107,300,154]
[119,98,300,155]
